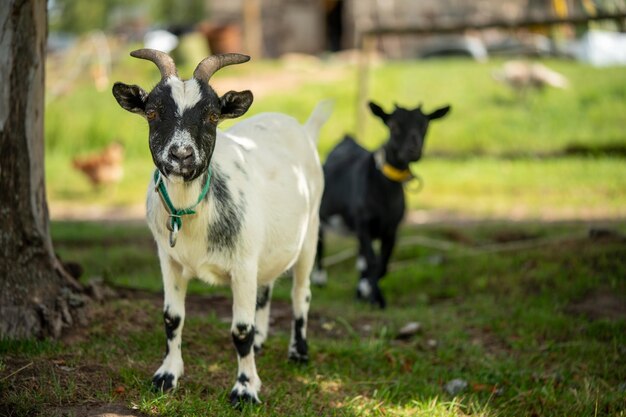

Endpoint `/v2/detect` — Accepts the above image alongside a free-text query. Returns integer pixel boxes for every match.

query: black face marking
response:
[207,169,245,252]
[163,309,181,340]
[232,323,255,358]
[145,81,221,181]
[256,286,271,310]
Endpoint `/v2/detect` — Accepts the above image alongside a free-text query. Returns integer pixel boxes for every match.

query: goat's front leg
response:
[368,231,397,309]
[229,266,261,406]
[153,252,188,391]
[355,221,380,305]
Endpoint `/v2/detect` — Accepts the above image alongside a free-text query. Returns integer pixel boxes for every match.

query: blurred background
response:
[45,0,626,222]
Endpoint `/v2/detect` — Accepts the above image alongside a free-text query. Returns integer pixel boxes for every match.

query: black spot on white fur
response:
[164,308,181,340]
[289,317,308,363]
[232,323,255,358]
[207,168,245,252]
[152,372,175,392]
[229,389,260,408]
[233,161,248,178]
[256,286,271,310]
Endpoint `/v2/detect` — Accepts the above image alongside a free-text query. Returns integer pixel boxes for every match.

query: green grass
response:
[410,157,626,219]
[44,56,626,217]
[2,220,625,416]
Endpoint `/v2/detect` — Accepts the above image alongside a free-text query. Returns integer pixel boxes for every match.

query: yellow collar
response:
[381,163,413,182]
[375,150,413,183]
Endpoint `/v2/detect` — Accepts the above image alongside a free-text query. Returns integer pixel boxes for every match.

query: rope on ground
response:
[322,234,469,268]
[389,231,590,272]
[323,230,592,272]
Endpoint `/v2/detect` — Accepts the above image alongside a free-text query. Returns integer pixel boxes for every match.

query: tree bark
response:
[0,0,84,339]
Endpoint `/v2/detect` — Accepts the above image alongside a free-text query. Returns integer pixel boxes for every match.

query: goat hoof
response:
[371,295,386,310]
[152,372,176,392]
[229,389,261,408]
[288,352,309,364]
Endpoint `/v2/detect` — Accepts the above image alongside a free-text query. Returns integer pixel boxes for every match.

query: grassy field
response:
[1,220,625,416]
[44,55,626,219]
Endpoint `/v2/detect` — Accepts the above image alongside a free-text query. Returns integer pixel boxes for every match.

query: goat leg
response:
[152,254,187,392]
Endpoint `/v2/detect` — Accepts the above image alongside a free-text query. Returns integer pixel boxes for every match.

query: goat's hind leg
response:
[310,226,327,286]
[289,229,316,363]
[230,264,262,406]
[153,252,188,391]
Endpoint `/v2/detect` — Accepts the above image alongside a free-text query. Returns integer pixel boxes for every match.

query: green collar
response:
[153,167,212,247]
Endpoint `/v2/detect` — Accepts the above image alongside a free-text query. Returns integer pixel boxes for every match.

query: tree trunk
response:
[0,0,84,339]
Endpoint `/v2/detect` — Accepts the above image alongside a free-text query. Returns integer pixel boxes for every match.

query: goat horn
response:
[130,49,178,79]
[193,53,250,83]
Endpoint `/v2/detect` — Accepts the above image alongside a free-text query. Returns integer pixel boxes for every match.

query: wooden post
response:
[243,0,263,58]
[356,33,375,141]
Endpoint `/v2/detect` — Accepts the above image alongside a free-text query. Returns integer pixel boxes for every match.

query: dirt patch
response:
[566,288,626,321]
[489,230,539,244]
[465,325,512,356]
[48,404,149,417]
[61,286,375,347]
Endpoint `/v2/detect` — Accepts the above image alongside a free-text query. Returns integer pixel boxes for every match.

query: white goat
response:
[112,49,331,405]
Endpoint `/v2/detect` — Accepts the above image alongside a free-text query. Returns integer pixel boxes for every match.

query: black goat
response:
[312,101,451,308]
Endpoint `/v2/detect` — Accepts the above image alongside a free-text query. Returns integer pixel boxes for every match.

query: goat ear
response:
[427,105,451,121]
[220,90,253,120]
[112,82,148,116]
[368,101,388,122]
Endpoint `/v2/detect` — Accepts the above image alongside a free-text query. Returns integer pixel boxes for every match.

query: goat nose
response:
[169,146,193,163]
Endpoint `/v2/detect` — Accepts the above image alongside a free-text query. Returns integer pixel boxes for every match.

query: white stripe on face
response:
[166,77,203,117]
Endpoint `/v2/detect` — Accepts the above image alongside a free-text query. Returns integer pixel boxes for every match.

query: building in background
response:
[206,0,618,58]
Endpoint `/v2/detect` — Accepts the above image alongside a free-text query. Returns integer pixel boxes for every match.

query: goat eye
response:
[146,109,157,121]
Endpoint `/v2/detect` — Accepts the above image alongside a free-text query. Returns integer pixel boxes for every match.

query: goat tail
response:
[304,99,334,144]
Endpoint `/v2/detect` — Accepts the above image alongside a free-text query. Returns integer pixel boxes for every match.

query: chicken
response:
[72,142,124,187]
[493,60,569,94]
